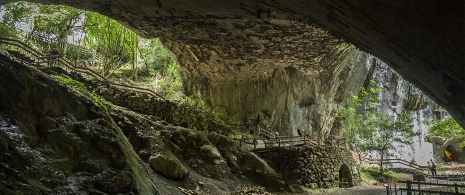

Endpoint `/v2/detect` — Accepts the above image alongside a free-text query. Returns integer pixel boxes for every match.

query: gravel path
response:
[322,186,387,195]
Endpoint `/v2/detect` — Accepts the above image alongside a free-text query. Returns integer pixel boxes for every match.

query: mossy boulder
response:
[149,153,188,180]
[241,152,278,181]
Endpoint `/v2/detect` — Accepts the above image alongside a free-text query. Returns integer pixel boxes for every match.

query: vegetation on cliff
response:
[424,117,465,147]
[53,75,112,111]
[0,2,183,100]
[338,80,419,173]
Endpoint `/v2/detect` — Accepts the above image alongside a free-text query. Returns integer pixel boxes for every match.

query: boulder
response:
[241,152,278,178]
[149,153,188,180]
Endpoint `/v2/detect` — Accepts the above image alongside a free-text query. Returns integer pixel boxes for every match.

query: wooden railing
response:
[390,180,465,195]
[232,125,320,150]
[0,37,165,100]
[0,37,42,59]
[367,158,429,171]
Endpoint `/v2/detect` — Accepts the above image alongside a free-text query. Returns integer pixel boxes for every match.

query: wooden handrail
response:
[369,158,429,169]
[0,37,165,100]
[398,180,465,187]
[0,37,42,58]
[366,158,429,174]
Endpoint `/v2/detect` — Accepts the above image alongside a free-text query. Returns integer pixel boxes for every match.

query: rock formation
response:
[0,56,158,194]
[3,0,461,128]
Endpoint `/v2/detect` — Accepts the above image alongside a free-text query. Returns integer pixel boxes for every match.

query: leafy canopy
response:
[1,2,185,101]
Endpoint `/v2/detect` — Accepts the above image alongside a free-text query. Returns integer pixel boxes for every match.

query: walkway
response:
[0,37,165,100]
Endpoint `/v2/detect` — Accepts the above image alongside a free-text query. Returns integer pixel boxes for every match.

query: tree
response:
[0,2,85,58]
[83,11,131,77]
[28,4,83,55]
[362,111,415,173]
[0,2,31,38]
[337,80,380,162]
[338,80,418,173]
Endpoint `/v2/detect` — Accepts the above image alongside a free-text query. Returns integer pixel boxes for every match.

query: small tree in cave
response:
[337,80,380,162]
[338,80,418,174]
[361,111,416,173]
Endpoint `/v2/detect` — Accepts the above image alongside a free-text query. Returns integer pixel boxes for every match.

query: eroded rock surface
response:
[0,56,158,194]
[5,0,462,128]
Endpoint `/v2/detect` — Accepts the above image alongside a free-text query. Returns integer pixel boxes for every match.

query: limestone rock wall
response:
[180,44,371,139]
[5,0,462,129]
[368,59,446,166]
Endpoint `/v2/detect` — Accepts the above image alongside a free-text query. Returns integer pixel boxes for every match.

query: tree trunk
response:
[380,150,384,174]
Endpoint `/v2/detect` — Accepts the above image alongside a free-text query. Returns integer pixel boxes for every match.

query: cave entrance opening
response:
[339,164,352,188]
[444,145,459,162]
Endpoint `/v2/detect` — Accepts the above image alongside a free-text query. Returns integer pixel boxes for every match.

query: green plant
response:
[424,117,465,147]
[337,80,418,174]
[53,75,111,111]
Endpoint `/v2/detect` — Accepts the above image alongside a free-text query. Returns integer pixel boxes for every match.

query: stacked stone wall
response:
[260,145,359,189]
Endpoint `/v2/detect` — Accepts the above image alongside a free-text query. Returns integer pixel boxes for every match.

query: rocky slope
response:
[0,55,258,194]
[0,53,364,193]
[0,56,158,194]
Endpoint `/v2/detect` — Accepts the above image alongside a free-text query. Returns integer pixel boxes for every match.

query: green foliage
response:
[28,4,82,53]
[53,75,111,111]
[338,80,381,146]
[83,11,132,76]
[360,166,411,183]
[424,118,465,147]
[2,2,184,101]
[337,80,418,173]
[53,74,86,89]
[0,1,31,38]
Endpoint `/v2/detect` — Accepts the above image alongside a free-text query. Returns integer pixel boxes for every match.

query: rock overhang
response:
[1,0,463,127]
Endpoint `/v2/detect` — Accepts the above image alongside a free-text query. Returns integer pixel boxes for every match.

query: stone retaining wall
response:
[260,145,359,189]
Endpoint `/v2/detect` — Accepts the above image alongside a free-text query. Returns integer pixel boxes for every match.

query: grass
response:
[360,166,412,185]
[53,75,112,111]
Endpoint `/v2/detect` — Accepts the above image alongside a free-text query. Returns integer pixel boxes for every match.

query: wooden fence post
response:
[454,183,458,194]
[417,180,421,192]
[406,180,412,195]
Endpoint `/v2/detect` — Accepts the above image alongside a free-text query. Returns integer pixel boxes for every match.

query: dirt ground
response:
[438,162,465,174]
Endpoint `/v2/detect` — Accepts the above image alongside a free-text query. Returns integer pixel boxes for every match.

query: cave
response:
[444,145,460,162]
[0,0,461,129]
[0,0,464,193]
[339,164,353,188]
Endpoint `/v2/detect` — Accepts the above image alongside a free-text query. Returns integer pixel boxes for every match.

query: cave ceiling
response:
[1,0,464,127]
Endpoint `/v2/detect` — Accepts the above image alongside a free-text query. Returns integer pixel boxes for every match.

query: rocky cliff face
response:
[181,44,371,139]
[369,59,443,166]
[0,54,365,193]
[0,56,158,194]
[5,0,462,128]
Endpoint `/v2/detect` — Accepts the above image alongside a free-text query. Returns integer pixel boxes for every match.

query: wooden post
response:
[417,180,421,192]
[395,184,397,195]
[406,180,412,195]
[454,183,458,194]
[386,185,389,195]
[278,138,281,147]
